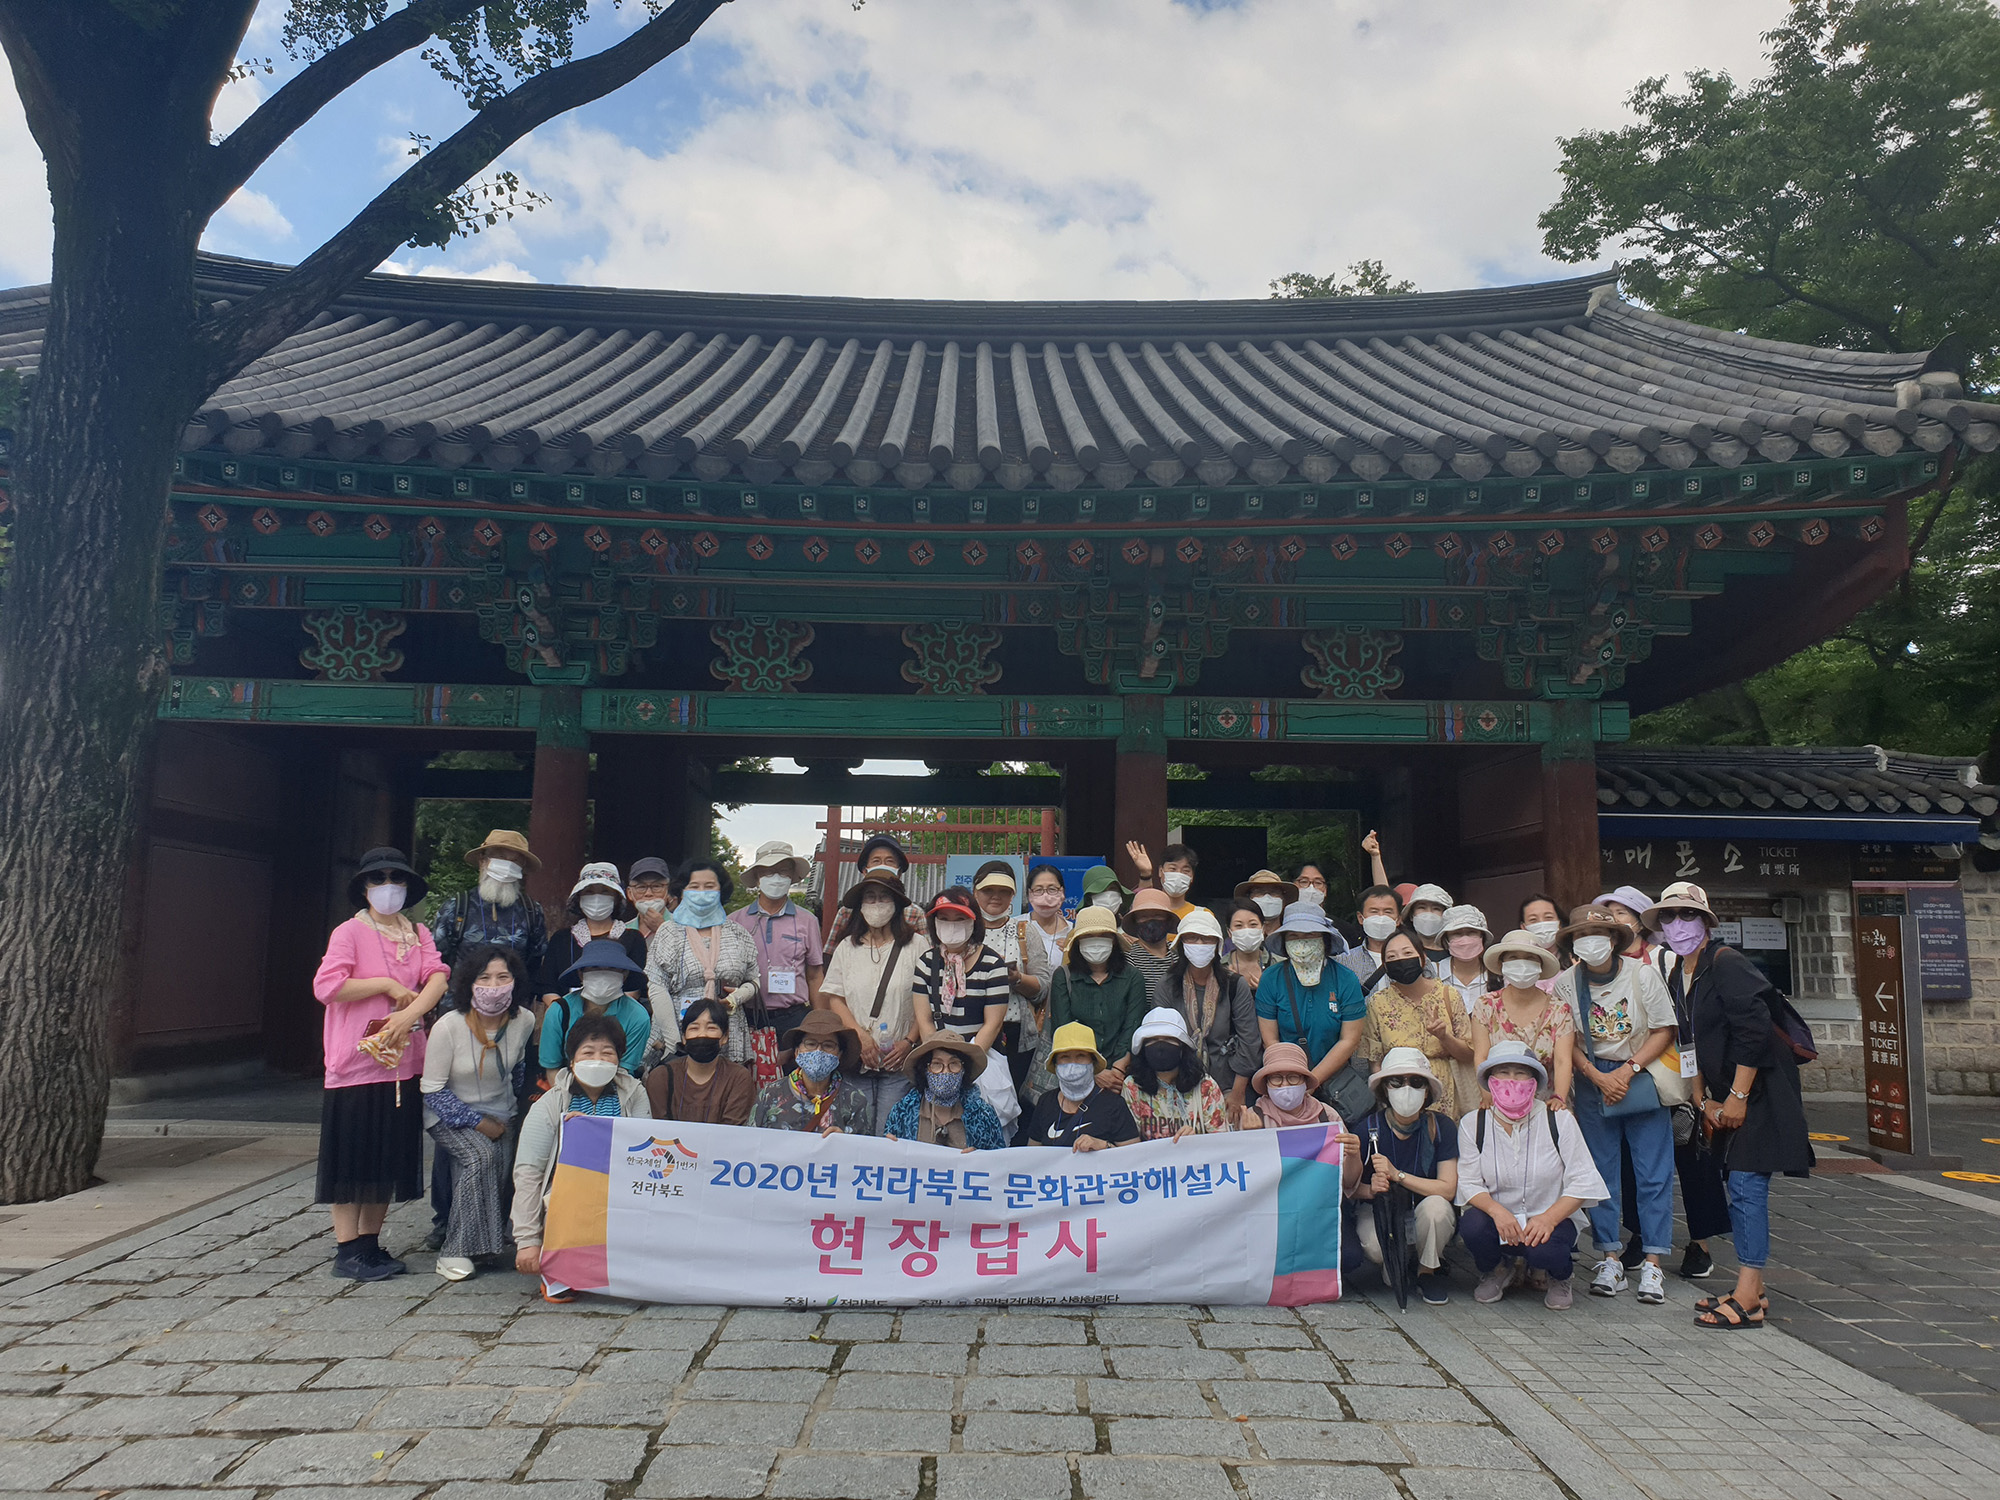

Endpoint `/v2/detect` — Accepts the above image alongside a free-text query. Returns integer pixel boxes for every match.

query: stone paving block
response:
[389,1425,540,1481]
[530,1427,650,1481]
[1295,1302,1395,1330]
[662,1400,811,1446]
[826,1372,955,1410]
[720,1309,819,1340]
[500,1314,636,1344]
[769,1453,920,1499]
[635,1445,779,1499]
[23,1321,152,1346]
[1077,1455,1237,1500]
[506,1390,569,1425]
[55,1360,191,1396]
[977,1343,1105,1376]
[201,1389,383,1431]
[1083,1378,1208,1417]
[1109,1416,1249,1457]
[435,1486,603,1500]
[1215,1381,1345,1419]
[228,1432,408,1485]
[470,1340,603,1373]
[1093,1317,1197,1346]
[0,1437,115,1488]
[605,1320,719,1351]
[1244,1350,1340,1381]
[590,1349,696,1386]
[553,1384,667,1427]
[0,1343,121,1374]
[630,1303,734,1320]
[701,1339,837,1370]
[1319,1330,1425,1362]
[840,1341,970,1375]
[131,1331,284,1363]
[686,1367,826,1404]
[180,1362,324,1393]
[1343,1361,1446,1386]
[366,1385,511,1429]
[809,1408,952,1452]
[1399,1472,1565,1500]
[1393,1424,1540,1470]
[933,1453,1072,1500]
[1247,1419,1406,1463]
[821,1313,896,1342]
[1242,1465,1403,1500]
[0,1394,86,1433]
[894,1314,984,1343]
[1343,1386,1485,1424]
[52,1392,232,1435]
[984,1315,1090,1344]
[62,1436,253,1489]
[393,1332,486,1360]
[307,1357,466,1389]
[1197,1322,1311,1348]
[1103,1346,1242,1380]
[960,1375,1080,1412]
[962,1411,1097,1452]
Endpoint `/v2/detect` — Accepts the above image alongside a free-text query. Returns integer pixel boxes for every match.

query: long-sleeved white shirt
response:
[1454,1104,1607,1220]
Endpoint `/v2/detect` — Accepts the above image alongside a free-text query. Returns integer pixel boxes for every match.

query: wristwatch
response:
[1729,1088,1749,1101]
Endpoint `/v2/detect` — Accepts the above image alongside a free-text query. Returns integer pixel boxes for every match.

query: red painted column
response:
[1539,700,1601,911]
[1112,694,1168,888]
[528,686,590,912]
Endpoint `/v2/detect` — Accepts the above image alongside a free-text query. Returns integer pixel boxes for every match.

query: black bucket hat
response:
[855,834,910,874]
[560,936,648,982]
[349,847,427,908]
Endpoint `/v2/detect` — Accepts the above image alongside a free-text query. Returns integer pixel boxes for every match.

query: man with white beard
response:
[424,829,550,1251]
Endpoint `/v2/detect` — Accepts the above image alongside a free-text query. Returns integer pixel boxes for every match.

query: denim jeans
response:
[1727,1170,1772,1268]
[1573,1062,1675,1255]
[853,1072,912,1136]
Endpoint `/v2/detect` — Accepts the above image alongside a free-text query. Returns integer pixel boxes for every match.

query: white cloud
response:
[0,84,49,284]
[378,256,541,282]
[215,186,293,241]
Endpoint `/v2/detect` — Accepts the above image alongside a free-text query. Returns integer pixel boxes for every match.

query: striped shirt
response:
[914,944,1012,1037]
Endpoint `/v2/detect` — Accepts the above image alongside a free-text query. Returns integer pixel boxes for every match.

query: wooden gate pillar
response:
[1112,694,1169,888]
[528,686,590,910]
[1540,700,1600,910]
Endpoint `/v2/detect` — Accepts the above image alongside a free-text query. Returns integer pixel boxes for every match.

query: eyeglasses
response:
[926,1060,965,1075]
[1295,876,1328,890]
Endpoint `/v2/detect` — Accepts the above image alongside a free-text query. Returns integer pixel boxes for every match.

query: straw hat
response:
[1482,929,1560,978]
[1233,869,1299,907]
[1062,904,1128,959]
[1643,880,1716,931]
[1048,1021,1106,1070]
[463,828,539,871]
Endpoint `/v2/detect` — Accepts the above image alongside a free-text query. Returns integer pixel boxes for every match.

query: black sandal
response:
[1694,1291,1769,1314]
[1694,1294,1764,1330]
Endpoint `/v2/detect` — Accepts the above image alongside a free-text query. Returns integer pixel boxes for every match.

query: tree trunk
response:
[0,9,219,1202]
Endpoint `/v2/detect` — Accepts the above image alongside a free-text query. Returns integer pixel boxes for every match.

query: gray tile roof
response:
[1598,745,1999,821]
[3,254,1994,489]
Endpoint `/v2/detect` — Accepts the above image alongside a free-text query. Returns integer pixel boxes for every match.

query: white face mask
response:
[1386,1083,1428,1118]
[1296,888,1325,909]
[635,898,666,915]
[1501,959,1545,989]
[1078,936,1115,965]
[579,893,615,921]
[579,971,624,1003]
[1285,937,1325,982]
[1181,941,1217,968]
[860,901,895,929]
[1091,891,1123,911]
[759,874,794,900]
[1361,914,1398,942]
[366,883,406,916]
[1526,920,1561,947]
[1161,871,1193,897]
[1055,1060,1096,1100]
[1267,1082,1308,1112]
[864,863,901,880]
[1231,927,1265,953]
[1411,910,1445,938]
[484,858,523,885]
[934,919,973,948]
[1573,935,1616,968]
[1253,894,1283,918]
[571,1057,618,1088]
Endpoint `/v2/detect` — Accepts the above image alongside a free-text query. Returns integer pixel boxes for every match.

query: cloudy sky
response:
[0,0,1786,300]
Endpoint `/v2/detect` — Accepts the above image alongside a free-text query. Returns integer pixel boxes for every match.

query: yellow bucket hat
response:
[1048,1022,1106,1070]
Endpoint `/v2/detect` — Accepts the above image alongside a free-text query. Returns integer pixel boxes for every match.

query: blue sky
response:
[0,0,1785,299]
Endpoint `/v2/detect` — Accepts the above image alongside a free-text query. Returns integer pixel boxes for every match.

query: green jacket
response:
[1050,962,1151,1064]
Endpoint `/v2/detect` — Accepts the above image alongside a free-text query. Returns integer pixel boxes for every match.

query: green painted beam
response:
[161,677,1632,745]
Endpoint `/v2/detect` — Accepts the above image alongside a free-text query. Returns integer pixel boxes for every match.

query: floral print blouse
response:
[1119,1073,1233,1140]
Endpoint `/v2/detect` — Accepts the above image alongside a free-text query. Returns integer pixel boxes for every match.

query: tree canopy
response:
[1542,0,2000,772]
[1269,259,1416,299]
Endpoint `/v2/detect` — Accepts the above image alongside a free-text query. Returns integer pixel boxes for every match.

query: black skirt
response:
[316,1077,424,1205]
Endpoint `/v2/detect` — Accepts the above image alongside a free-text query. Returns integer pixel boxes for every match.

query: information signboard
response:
[1908,883,1972,1002]
[1854,915,1913,1156]
[1599,838,1845,891]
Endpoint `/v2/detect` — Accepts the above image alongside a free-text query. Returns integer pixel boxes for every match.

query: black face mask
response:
[1135,921,1170,945]
[1141,1040,1183,1073]
[683,1037,721,1064]
[1384,956,1427,986]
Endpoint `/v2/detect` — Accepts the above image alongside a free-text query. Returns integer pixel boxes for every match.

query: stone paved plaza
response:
[5,1163,2000,1500]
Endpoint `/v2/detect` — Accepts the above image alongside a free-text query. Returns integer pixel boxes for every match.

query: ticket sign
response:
[1908,883,1972,1002]
[1854,915,1913,1155]
[1599,838,1845,891]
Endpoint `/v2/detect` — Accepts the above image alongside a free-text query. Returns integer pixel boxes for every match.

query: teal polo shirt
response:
[1255,959,1366,1068]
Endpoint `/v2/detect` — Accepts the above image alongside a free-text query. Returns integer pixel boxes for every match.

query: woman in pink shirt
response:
[312,847,449,1281]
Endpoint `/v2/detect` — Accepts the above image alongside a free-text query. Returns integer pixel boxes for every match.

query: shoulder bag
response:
[1286,965,1375,1122]
[1577,961,1665,1118]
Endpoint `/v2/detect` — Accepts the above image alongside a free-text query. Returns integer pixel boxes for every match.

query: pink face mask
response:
[1487,1076,1539,1119]
[1029,889,1064,912]
[1447,933,1485,961]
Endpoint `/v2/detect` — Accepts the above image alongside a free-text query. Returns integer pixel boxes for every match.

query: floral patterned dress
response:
[1119,1073,1232,1140]
[1471,989,1576,1080]
[1358,979,1471,1117]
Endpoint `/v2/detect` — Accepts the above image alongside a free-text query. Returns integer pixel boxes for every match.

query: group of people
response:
[313,827,1810,1329]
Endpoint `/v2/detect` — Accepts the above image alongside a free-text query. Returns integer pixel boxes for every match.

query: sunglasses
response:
[1381,1077,1430,1091]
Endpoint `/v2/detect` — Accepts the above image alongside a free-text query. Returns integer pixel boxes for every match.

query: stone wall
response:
[1920,865,2000,1097]
[1796,888,1861,1094]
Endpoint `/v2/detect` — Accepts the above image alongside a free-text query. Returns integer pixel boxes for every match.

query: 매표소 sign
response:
[537,1119,1348,1308]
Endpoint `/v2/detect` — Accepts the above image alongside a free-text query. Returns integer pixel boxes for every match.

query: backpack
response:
[1660,944,1818,1066]
[1474,1105,1563,1158]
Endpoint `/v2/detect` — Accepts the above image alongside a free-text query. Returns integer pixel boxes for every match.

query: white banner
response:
[538,1117,1348,1308]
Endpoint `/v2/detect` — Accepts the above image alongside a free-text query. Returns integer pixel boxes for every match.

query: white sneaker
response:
[435,1255,475,1282]
[1588,1256,1627,1297]
[1635,1262,1666,1304]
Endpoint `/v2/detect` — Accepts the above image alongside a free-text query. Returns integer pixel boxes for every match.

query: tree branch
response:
[192,0,728,396]
[201,0,484,219]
